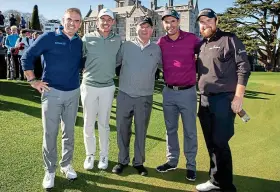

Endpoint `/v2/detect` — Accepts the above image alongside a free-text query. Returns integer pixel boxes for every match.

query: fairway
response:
[0,72,279,192]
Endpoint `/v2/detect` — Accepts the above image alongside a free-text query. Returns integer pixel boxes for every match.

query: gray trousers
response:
[116,91,153,166]
[163,86,197,171]
[41,87,80,173]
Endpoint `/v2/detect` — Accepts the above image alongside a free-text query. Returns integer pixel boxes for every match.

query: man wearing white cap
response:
[81,8,122,170]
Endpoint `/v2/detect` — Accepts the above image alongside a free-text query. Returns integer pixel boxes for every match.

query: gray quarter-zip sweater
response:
[82,31,122,87]
[116,39,162,97]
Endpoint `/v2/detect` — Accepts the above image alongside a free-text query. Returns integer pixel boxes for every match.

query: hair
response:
[20,29,28,34]
[64,8,82,18]
[32,32,38,39]
[5,26,11,30]
[10,26,17,30]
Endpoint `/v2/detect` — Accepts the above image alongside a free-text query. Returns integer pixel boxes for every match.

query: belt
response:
[205,92,235,96]
[166,84,194,91]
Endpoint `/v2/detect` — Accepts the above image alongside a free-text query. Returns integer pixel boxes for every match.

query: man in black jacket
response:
[9,14,17,27]
[0,11,5,26]
[196,8,251,192]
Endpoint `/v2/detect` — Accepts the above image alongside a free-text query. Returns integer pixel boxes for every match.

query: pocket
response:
[212,49,234,77]
[41,90,48,102]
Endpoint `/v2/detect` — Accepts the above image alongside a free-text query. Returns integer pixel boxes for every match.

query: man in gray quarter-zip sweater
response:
[111,17,162,176]
[81,8,122,171]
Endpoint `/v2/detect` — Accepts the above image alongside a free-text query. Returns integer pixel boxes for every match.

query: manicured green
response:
[0,72,279,192]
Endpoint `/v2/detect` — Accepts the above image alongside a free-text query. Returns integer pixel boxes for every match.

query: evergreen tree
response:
[218,0,280,71]
[30,5,41,30]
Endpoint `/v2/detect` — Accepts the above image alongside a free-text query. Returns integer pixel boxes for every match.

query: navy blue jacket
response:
[21,30,83,91]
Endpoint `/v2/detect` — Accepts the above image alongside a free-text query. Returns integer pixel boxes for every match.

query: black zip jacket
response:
[197,29,251,95]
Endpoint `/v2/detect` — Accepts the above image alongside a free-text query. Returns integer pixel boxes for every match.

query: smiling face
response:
[5,27,11,35]
[199,16,217,38]
[136,22,153,42]
[62,11,81,37]
[162,16,180,36]
[11,27,17,34]
[97,15,114,33]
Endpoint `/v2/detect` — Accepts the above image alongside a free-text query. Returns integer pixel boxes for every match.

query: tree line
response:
[218,0,280,71]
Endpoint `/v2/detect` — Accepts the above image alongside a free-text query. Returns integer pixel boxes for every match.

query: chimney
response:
[169,0,173,6]
[151,0,157,10]
[135,0,141,7]
[98,4,104,12]
[188,0,194,8]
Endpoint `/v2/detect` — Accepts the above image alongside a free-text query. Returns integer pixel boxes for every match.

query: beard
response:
[200,27,216,38]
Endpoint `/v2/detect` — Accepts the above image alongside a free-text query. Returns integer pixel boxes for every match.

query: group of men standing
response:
[20,6,250,192]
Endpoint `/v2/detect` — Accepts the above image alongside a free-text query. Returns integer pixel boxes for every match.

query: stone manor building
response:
[83,0,199,41]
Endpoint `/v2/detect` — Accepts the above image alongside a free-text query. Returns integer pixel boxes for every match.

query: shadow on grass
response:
[51,161,191,192]
[0,100,41,118]
[0,100,165,142]
[244,90,276,100]
[48,160,280,192]
[0,81,41,103]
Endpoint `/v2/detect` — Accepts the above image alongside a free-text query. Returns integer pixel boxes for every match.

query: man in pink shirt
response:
[156,9,201,181]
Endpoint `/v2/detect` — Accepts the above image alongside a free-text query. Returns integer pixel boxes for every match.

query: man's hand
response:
[30,80,50,93]
[231,95,243,113]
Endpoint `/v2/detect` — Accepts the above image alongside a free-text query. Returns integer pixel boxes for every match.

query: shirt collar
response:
[164,30,185,42]
[135,37,151,50]
[55,29,79,40]
[95,30,115,39]
[204,28,222,42]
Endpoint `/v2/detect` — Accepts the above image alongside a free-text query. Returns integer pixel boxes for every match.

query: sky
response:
[1,0,235,20]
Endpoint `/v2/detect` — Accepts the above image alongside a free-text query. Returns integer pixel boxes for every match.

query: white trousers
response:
[81,84,115,157]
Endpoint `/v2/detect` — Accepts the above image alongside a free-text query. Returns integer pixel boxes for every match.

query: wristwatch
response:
[27,78,37,84]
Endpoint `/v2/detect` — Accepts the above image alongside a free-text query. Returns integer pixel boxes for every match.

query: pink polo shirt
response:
[157,30,201,86]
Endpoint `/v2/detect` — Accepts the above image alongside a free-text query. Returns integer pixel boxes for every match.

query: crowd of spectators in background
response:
[0,11,43,80]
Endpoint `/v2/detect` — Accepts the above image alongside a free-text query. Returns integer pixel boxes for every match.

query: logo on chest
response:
[209,45,220,50]
[55,42,66,46]
[88,41,97,45]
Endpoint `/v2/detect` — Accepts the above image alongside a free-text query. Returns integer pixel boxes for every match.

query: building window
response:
[134,17,139,23]
[153,30,157,37]
[130,27,137,37]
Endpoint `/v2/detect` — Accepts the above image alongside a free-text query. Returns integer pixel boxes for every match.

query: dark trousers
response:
[0,54,6,79]
[6,54,12,79]
[116,90,153,166]
[34,56,42,79]
[198,92,237,191]
[15,55,24,80]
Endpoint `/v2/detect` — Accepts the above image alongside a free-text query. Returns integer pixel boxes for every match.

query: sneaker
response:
[196,180,220,191]
[186,169,196,181]
[84,155,94,170]
[133,165,148,176]
[156,163,176,173]
[60,164,77,180]
[112,163,128,174]
[98,156,108,170]
[42,172,55,189]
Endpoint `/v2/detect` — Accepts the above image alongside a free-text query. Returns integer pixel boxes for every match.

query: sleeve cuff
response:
[237,75,249,86]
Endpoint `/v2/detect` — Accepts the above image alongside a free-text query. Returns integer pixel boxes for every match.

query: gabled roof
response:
[127,4,148,17]
[85,6,92,17]
[87,6,134,18]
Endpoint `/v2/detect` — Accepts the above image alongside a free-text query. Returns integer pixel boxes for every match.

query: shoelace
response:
[101,157,106,163]
[45,173,53,180]
[64,165,74,173]
[87,156,92,163]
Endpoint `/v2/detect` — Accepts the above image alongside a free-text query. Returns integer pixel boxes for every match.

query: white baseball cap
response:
[98,8,114,19]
